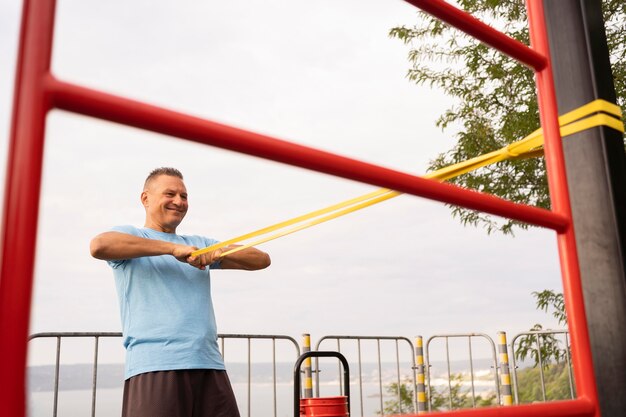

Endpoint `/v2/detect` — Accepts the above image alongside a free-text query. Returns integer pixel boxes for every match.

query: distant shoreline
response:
[28,358,513,392]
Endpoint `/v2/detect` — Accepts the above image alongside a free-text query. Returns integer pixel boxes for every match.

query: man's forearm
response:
[220,246,271,270]
[90,232,175,261]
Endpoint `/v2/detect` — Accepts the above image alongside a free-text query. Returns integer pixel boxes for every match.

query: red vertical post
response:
[526,0,600,415]
[0,1,603,417]
[0,0,56,415]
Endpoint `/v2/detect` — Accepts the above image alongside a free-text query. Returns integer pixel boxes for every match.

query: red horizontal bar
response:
[403,0,547,70]
[395,398,594,417]
[46,76,567,231]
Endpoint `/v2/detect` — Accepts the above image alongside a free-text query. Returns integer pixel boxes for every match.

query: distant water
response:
[29,383,410,417]
[29,388,122,417]
[28,359,500,417]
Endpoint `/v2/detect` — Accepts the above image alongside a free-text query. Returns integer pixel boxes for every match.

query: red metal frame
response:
[0,0,600,416]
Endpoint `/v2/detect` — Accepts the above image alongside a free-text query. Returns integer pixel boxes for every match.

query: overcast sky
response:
[1,0,565,365]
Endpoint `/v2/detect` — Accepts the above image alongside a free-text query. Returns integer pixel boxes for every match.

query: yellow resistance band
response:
[192,99,624,258]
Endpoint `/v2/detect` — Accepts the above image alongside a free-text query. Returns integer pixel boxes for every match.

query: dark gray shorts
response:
[122,369,240,417]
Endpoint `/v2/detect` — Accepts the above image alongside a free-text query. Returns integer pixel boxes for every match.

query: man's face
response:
[141,175,188,233]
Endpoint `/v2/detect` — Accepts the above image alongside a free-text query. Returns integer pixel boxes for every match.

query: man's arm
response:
[91,232,270,271]
[188,245,271,271]
[217,245,271,271]
[90,231,198,264]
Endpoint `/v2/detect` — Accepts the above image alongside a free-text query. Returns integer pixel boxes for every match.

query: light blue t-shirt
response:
[107,225,225,379]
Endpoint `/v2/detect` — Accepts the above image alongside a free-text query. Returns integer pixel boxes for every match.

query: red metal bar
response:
[526,0,599,416]
[0,1,600,417]
[0,0,56,415]
[403,0,547,70]
[46,77,568,231]
[396,397,594,417]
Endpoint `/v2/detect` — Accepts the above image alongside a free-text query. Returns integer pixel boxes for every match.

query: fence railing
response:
[509,329,574,404]
[218,334,301,417]
[424,333,500,412]
[29,330,573,416]
[28,332,301,417]
[29,332,122,417]
[314,335,417,417]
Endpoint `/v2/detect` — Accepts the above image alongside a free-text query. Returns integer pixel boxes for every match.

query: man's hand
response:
[173,243,270,271]
[175,246,228,270]
[170,244,198,264]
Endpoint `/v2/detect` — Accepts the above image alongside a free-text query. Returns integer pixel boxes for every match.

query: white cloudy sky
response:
[1,0,565,364]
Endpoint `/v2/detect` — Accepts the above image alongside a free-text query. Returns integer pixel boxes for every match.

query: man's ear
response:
[141,191,149,207]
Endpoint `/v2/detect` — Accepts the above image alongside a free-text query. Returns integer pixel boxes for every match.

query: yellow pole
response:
[302,333,313,399]
[497,332,513,406]
[415,336,427,413]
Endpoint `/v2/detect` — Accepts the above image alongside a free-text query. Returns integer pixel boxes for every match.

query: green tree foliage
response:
[514,290,568,366]
[430,373,497,411]
[379,374,496,415]
[390,0,626,234]
[533,289,566,325]
[515,362,574,403]
[513,290,575,403]
[514,325,567,367]
[379,378,414,415]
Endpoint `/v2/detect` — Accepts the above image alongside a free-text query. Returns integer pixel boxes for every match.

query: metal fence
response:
[314,335,417,417]
[424,333,500,412]
[29,332,122,417]
[509,329,574,404]
[29,330,574,416]
[28,332,300,417]
[218,334,301,417]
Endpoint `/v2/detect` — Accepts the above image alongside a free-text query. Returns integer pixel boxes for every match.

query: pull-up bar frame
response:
[0,1,599,416]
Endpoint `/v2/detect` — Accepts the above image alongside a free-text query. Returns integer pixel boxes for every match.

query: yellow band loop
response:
[192,99,623,257]
[190,188,395,257]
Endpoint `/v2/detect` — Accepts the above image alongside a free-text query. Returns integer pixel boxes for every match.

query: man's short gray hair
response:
[144,167,183,189]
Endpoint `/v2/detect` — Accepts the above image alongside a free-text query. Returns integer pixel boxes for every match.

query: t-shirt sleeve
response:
[106,225,141,269]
